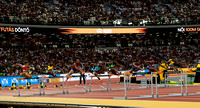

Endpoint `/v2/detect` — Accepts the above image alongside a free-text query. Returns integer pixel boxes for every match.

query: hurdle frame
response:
[88,75,109,92]
[65,74,88,94]
[127,72,152,90]
[14,77,42,97]
[114,70,192,100]
[157,71,184,98]
[114,72,155,100]
[88,74,126,92]
[40,76,66,96]
[116,72,153,92]
[185,71,200,96]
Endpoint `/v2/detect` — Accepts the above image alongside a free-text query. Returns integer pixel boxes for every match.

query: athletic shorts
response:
[71,68,76,72]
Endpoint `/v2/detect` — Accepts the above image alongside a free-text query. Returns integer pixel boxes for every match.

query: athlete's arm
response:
[54,64,63,70]
[27,66,33,70]
[89,63,97,67]
[13,64,23,69]
[159,63,168,69]
[132,63,142,70]
[169,66,178,71]
[149,67,159,72]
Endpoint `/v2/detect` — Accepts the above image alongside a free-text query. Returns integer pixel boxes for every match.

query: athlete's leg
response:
[48,70,57,77]
[83,73,86,84]
[21,72,32,78]
[128,69,133,73]
[93,72,103,82]
[66,69,75,80]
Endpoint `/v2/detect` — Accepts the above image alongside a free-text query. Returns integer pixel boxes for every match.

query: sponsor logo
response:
[21,79,27,83]
[12,78,18,83]
[0,27,30,33]
[31,79,38,82]
[177,27,200,32]
[97,29,103,33]
[97,28,112,33]
[177,27,185,32]
[49,78,61,83]
[2,79,8,85]
[42,79,49,83]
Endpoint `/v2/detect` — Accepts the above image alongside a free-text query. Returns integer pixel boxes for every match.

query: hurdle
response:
[14,76,65,97]
[65,74,88,94]
[13,77,41,97]
[114,72,156,100]
[89,73,147,93]
[88,74,123,92]
[128,72,151,90]
[117,71,151,91]
[40,76,66,96]
[157,71,185,98]
[185,71,200,96]
[114,70,187,100]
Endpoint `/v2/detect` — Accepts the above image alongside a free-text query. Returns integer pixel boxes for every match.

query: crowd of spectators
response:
[0,31,199,76]
[0,0,199,25]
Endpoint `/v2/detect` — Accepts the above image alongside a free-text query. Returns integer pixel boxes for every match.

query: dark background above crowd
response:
[0,0,199,25]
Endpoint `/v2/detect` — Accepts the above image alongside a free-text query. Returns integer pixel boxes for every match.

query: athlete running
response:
[45,61,63,77]
[13,62,32,78]
[66,59,83,80]
[90,61,108,82]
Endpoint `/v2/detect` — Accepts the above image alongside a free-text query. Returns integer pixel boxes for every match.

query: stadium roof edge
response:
[0,23,200,28]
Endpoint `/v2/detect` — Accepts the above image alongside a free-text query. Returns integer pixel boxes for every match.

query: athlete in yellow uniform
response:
[158,62,169,81]
[47,65,54,71]
[194,61,200,83]
[46,61,62,77]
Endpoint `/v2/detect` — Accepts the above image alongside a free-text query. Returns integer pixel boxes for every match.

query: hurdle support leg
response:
[106,75,111,91]
[151,72,154,98]
[89,77,92,92]
[185,71,188,96]
[149,74,151,88]
[18,79,20,96]
[62,76,65,94]
[109,76,112,91]
[82,75,88,92]
[155,72,158,98]
[145,74,148,88]
[39,78,42,95]
[124,75,127,99]
[66,79,69,94]
[42,78,45,95]
[126,75,129,90]
[181,71,184,96]
[128,75,131,89]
